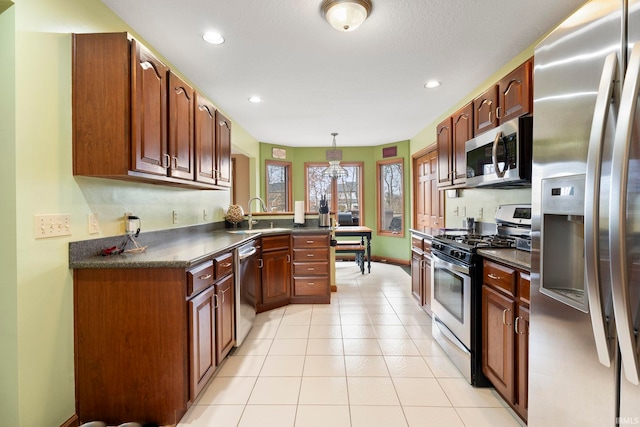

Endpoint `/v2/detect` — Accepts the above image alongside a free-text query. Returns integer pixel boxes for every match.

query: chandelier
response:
[322,133,349,180]
[321,0,373,32]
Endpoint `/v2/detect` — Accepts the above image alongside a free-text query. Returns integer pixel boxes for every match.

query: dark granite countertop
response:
[69,225,330,269]
[477,248,531,271]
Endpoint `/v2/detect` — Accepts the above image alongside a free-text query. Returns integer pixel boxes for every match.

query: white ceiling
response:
[100,0,586,148]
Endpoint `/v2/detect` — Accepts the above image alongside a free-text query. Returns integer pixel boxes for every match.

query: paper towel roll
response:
[294,201,305,224]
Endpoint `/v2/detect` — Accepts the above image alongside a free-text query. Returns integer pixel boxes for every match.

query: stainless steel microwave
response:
[465,116,533,188]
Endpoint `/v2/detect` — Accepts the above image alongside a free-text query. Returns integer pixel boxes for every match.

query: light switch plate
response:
[34,214,71,239]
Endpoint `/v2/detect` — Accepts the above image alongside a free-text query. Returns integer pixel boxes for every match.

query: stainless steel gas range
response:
[430,204,531,386]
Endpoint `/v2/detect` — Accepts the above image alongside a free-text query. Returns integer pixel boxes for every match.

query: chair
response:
[338,212,354,226]
[334,240,365,274]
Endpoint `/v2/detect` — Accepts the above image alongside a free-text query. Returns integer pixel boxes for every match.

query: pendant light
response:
[321,0,373,32]
[322,133,349,180]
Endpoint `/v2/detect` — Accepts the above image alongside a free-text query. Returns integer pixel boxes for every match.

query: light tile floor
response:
[178,262,526,427]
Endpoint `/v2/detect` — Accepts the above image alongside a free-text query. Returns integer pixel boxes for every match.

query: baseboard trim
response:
[60,414,79,427]
[371,255,409,266]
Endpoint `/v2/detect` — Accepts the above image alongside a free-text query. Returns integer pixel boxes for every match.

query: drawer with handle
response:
[483,259,516,297]
[293,277,330,296]
[292,234,329,248]
[187,260,215,297]
[213,252,233,280]
[293,248,329,262]
[293,261,329,276]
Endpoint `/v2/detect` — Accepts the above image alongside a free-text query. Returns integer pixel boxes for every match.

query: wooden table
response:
[335,226,372,273]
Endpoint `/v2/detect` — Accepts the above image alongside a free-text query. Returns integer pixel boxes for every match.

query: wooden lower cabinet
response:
[410,234,432,315]
[259,234,292,312]
[189,284,216,399]
[422,250,432,314]
[215,274,235,363]
[291,233,330,304]
[411,248,422,302]
[481,259,529,423]
[482,284,516,402]
[74,251,237,426]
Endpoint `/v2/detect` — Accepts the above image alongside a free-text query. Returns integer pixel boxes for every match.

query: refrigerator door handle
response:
[585,52,618,367]
[610,43,640,385]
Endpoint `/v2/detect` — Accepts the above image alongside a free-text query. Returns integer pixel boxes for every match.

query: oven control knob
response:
[452,251,460,258]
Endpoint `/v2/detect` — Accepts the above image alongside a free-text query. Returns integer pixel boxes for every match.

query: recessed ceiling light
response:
[248,96,263,103]
[202,32,225,45]
[424,80,441,89]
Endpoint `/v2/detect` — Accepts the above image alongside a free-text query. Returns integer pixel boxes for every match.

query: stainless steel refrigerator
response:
[531,0,640,425]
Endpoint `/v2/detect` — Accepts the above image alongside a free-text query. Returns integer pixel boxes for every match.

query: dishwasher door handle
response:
[238,246,258,260]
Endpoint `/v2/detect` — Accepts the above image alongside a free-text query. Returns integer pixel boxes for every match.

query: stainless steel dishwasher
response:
[234,239,259,346]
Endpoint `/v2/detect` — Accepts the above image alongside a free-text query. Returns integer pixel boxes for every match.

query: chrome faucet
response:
[247,197,267,229]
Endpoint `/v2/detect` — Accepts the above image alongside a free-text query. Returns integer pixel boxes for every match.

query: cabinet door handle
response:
[172,156,178,169]
[220,289,225,303]
[286,254,291,263]
[163,153,170,169]
[502,308,511,326]
[488,273,501,280]
[307,254,315,257]
[496,106,502,120]
[214,294,219,309]
[307,282,315,286]
[306,240,314,244]
[221,262,232,268]
[307,267,315,271]
[199,274,212,280]
[258,259,263,268]
[515,316,526,335]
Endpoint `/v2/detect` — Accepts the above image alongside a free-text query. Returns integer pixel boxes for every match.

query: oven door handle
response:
[432,251,470,275]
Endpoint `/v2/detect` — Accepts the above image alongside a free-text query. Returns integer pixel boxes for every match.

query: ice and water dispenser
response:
[540,174,589,312]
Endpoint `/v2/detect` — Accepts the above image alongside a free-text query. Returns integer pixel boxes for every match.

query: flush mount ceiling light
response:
[321,0,373,32]
[202,32,225,45]
[424,80,441,89]
[322,133,349,180]
[248,96,263,103]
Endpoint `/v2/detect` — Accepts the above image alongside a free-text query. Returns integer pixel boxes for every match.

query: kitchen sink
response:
[227,228,290,235]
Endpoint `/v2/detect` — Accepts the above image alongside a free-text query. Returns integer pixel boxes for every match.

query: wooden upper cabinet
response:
[473,85,499,135]
[195,93,217,185]
[215,111,232,188]
[498,58,533,123]
[72,32,230,190]
[131,39,169,176]
[437,103,472,189]
[473,58,533,136]
[168,72,195,180]
[452,103,472,185]
[436,117,453,187]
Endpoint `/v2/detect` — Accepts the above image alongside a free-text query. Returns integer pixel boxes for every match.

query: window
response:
[265,160,292,212]
[305,162,363,225]
[377,158,404,236]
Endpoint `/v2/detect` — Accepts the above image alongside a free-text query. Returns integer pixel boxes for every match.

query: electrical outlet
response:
[34,214,71,239]
[173,210,178,224]
[203,209,208,220]
[478,208,483,218]
[461,206,466,217]
[88,213,100,234]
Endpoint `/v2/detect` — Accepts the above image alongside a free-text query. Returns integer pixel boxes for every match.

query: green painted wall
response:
[260,141,411,261]
[4,0,259,425]
[0,3,18,427]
